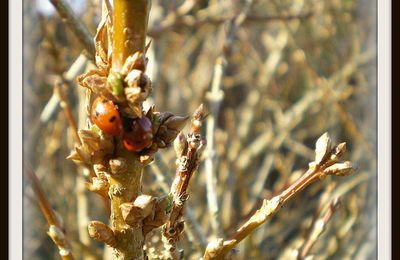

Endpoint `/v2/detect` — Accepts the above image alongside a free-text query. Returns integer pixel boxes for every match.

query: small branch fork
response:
[203,133,356,260]
[162,104,207,258]
[25,163,75,260]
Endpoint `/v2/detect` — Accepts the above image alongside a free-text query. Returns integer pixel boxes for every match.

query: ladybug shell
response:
[91,97,123,136]
[123,117,153,152]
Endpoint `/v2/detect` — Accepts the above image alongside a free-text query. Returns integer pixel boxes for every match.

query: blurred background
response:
[23,0,377,259]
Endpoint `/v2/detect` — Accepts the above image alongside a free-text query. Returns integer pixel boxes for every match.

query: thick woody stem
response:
[112,0,151,70]
[108,150,145,259]
[108,1,151,259]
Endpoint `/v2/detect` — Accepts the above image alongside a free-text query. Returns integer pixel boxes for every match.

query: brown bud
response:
[204,238,224,258]
[79,129,101,150]
[91,174,110,192]
[121,52,147,74]
[74,146,92,164]
[66,149,82,162]
[315,132,332,165]
[85,180,109,198]
[88,221,117,247]
[78,70,107,95]
[120,195,156,226]
[78,71,124,104]
[191,104,206,132]
[143,196,169,231]
[75,129,114,163]
[47,225,66,246]
[109,157,128,174]
[332,142,347,159]
[158,112,174,125]
[324,161,357,176]
[164,115,189,132]
[93,163,109,178]
[155,115,189,147]
[124,86,141,103]
[157,127,179,147]
[173,132,188,158]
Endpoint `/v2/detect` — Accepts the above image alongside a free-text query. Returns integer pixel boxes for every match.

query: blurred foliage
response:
[23,0,376,259]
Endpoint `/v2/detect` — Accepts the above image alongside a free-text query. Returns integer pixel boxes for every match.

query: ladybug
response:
[91,97,123,136]
[123,116,153,152]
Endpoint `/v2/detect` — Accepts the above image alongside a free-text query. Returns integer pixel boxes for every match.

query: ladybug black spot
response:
[109,115,116,122]
[95,111,100,118]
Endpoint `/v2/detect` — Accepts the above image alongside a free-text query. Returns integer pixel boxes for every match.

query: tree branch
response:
[203,133,356,259]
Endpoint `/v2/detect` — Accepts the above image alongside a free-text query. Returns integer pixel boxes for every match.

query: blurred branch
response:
[40,54,88,124]
[48,0,95,60]
[53,79,81,146]
[148,10,313,37]
[204,0,255,238]
[25,163,75,260]
[297,198,341,259]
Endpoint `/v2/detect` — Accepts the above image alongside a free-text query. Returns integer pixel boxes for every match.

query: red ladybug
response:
[123,117,153,152]
[91,97,123,136]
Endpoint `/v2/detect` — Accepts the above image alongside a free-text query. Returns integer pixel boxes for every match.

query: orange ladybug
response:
[123,117,153,152]
[91,97,123,136]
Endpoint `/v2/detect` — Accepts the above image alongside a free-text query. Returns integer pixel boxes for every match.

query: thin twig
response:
[203,133,356,259]
[150,161,208,251]
[297,198,341,259]
[204,0,255,238]
[48,0,95,60]
[162,104,207,257]
[40,53,88,124]
[25,163,75,260]
[148,10,313,37]
[54,79,82,145]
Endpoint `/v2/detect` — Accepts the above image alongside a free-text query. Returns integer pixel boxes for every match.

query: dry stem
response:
[106,1,151,258]
[203,133,355,259]
[162,105,206,257]
[25,164,75,260]
[49,0,95,59]
[54,79,82,145]
[297,198,341,259]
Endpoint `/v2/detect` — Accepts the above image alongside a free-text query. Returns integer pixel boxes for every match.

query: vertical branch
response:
[112,0,151,70]
[162,105,207,258]
[204,56,225,237]
[107,1,151,259]
[54,77,98,259]
[204,0,255,238]
[54,80,81,146]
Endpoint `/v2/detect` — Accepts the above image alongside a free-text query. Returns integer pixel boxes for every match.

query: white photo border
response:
[9,0,23,259]
[377,0,392,259]
[9,0,391,259]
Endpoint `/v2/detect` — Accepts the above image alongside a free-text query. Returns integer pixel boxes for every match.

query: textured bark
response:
[109,1,151,258]
[109,149,145,259]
